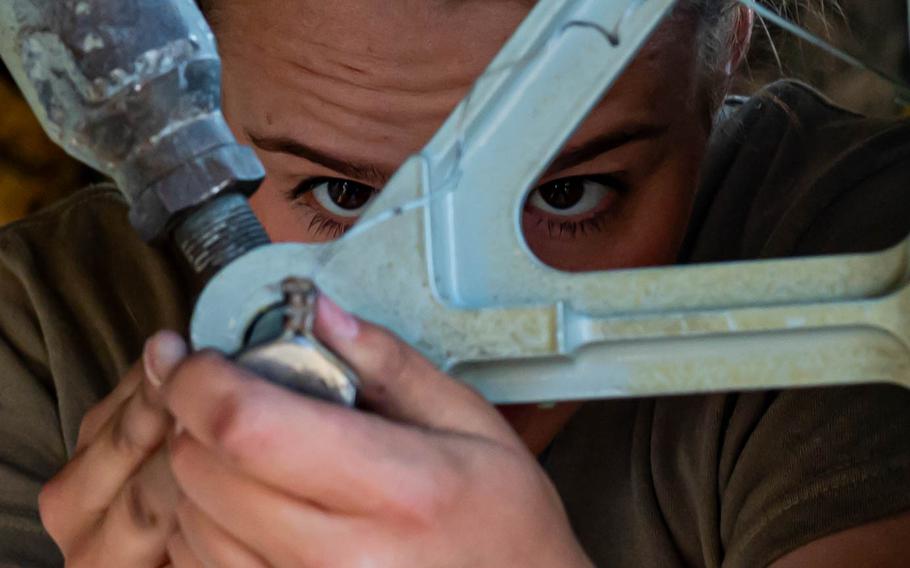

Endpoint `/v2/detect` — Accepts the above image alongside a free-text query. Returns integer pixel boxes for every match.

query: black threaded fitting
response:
[171,192,270,284]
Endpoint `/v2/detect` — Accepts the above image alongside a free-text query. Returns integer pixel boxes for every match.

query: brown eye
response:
[528,177,616,217]
[313,179,377,217]
[537,179,585,210]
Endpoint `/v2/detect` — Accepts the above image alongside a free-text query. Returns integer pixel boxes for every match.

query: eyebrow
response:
[542,123,669,176]
[247,132,394,186]
[248,121,667,187]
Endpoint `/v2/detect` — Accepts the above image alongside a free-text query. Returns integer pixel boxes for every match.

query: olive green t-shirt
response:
[1,81,909,567]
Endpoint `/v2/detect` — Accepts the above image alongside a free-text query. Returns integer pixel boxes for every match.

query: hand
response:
[162,296,593,568]
[39,332,187,567]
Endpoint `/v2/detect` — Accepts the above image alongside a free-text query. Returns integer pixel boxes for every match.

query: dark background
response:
[1,1,908,224]
[736,0,910,116]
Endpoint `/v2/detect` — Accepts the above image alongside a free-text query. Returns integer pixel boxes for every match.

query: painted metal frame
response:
[192,0,910,403]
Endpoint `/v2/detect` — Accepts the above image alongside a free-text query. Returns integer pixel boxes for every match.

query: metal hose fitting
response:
[171,192,271,282]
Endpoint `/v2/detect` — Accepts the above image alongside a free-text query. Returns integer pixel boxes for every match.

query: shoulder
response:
[0,185,129,366]
[714,385,910,566]
[644,385,910,567]
[0,183,188,349]
[683,80,910,262]
[0,183,130,279]
[0,182,191,366]
[0,184,190,449]
[1,183,127,248]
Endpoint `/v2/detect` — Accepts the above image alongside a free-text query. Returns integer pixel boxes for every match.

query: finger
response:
[164,353,456,516]
[176,500,269,568]
[63,448,177,568]
[171,434,347,567]
[167,533,205,568]
[40,332,187,550]
[77,331,186,451]
[314,295,519,445]
[76,362,142,452]
[102,447,181,565]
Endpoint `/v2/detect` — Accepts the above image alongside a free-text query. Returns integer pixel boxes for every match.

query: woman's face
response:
[214,0,713,272]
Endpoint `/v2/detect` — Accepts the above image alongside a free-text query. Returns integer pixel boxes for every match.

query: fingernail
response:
[317,295,360,340]
[143,332,188,389]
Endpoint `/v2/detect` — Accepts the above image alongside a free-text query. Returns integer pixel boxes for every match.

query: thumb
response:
[313,295,519,445]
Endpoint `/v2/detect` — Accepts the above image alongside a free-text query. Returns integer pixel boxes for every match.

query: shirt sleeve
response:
[718,384,910,567]
[0,187,191,567]
[686,83,910,566]
[0,232,66,567]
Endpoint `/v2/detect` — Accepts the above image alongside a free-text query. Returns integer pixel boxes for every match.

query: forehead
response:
[214,0,699,168]
[212,0,530,54]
